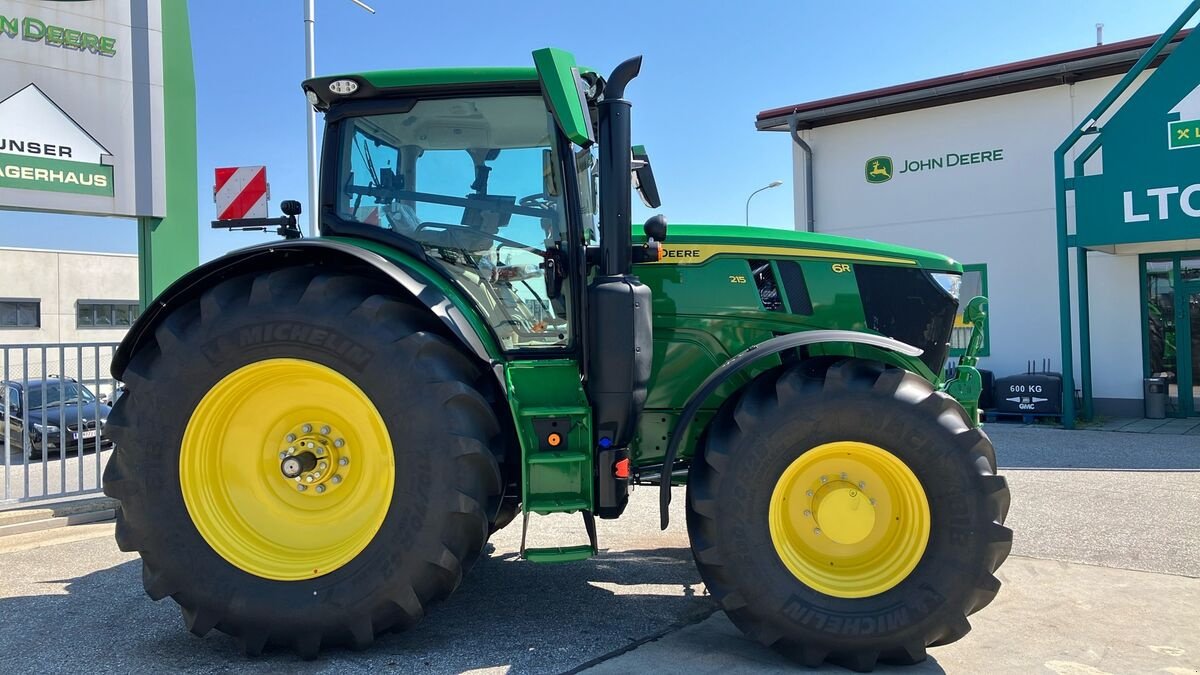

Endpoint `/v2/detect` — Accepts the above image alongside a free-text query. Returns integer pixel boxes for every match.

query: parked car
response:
[0,377,113,461]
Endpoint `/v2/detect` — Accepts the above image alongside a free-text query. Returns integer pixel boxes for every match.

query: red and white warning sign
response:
[213,166,269,220]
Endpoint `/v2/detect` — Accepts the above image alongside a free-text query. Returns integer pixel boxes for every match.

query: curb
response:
[0,496,118,537]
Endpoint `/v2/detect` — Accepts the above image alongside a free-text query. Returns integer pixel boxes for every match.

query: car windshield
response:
[27,381,96,409]
[333,95,574,351]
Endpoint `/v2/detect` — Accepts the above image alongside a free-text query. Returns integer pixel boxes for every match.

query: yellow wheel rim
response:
[769,441,930,598]
[180,358,394,581]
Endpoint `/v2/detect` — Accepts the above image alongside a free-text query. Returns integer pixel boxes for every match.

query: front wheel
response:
[103,266,504,657]
[686,359,1011,672]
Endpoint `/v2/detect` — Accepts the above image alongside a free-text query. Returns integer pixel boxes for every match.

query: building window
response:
[0,299,40,328]
[78,301,140,328]
[950,264,989,357]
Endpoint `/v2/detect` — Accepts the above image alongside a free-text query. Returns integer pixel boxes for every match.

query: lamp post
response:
[745,180,783,227]
[304,0,376,237]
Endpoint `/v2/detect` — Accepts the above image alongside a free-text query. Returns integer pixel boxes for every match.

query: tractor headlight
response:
[930,272,962,301]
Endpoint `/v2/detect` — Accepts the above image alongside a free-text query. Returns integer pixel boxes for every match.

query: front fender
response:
[658,329,924,529]
[113,238,499,380]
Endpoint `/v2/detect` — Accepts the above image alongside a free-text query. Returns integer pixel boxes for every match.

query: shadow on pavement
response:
[986,424,1200,471]
[0,544,719,674]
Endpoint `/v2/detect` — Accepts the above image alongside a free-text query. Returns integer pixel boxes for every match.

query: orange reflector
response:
[614,458,631,479]
[657,245,664,261]
[547,432,562,447]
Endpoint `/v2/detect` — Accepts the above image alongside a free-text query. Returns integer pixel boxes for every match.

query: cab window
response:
[336,96,571,351]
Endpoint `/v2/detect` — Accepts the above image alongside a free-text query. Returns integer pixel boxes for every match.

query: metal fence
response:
[1,343,122,506]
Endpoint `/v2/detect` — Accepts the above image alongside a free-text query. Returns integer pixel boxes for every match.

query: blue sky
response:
[0,0,1193,260]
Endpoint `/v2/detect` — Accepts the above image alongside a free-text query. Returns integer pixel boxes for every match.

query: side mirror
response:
[532,48,595,147]
[644,214,667,242]
[631,145,661,209]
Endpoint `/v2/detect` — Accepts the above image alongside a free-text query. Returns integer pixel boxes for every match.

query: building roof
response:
[756,30,1190,131]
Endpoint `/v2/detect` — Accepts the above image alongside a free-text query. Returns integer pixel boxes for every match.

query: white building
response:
[757,32,1194,418]
[0,246,137,373]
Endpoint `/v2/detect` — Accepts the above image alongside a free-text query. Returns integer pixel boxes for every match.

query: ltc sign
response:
[1073,27,1200,247]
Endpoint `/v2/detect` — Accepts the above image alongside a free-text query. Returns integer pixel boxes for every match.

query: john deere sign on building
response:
[0,0,198,299]
[0,0,166,218]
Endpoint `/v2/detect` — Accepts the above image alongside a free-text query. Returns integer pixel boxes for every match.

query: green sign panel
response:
[0,152,113,196]
[1075,30,1200,247]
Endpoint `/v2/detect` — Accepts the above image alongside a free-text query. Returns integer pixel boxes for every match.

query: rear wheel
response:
[686,359,1011,672]
[103,265,504,657]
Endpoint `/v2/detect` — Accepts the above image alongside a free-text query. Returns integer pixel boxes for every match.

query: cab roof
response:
[304,67,543,111]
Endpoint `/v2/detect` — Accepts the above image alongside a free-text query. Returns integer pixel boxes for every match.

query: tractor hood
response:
[644,224,961,272]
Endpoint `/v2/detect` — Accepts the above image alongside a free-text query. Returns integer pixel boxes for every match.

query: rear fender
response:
[112,239,498,380]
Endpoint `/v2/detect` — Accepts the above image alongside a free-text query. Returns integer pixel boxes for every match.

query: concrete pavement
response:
[0,424,1198,673]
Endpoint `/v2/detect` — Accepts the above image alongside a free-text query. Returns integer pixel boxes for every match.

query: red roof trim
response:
[756,30,1190,123]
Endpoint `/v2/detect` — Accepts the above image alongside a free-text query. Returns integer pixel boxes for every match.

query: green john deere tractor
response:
[102,48,1010,671]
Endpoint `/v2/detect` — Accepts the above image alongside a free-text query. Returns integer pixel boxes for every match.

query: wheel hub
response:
[811,482,876,545]
[277,424,349,493]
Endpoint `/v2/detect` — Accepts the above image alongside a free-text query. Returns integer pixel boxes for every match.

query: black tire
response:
[102,265,504,657]
[686,358,1011,672]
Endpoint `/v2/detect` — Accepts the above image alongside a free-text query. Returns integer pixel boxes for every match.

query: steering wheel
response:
[518,192,557,210]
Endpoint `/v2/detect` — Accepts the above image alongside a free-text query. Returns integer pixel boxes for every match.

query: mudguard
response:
[112,238,496,380]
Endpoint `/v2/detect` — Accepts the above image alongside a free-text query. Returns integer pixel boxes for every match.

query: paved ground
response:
[1091,416,1200,434]
[0,423,1197,674]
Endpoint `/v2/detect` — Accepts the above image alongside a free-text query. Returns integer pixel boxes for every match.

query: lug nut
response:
[287,447,295,454]
[805,489,813,497]
[820,476,828,483]
[339,457,349,466]
[858,481,866,489]
[320,425,330,435]
[334,439,344,448]
[869,498,877,506]
[279,451,288,459]
[297,484,306,492]
[332,475,342,484]
[318,461,327,471]
[840,472,848,480]
[315,485,325,493]
[305,475,314,483]
[813,528,822,535]
[286,433,296,443]
[803,509,812,517]
[302,424,312,434]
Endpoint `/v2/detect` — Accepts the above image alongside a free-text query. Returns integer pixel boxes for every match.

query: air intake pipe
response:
[598,56,642,276]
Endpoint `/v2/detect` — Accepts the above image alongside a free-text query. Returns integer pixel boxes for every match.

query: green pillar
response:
[1054,160,1076,429]
[138,0,199,302]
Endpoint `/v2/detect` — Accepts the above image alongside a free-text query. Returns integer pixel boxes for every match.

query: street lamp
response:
[305,0,376,237]
[745,180,783,226]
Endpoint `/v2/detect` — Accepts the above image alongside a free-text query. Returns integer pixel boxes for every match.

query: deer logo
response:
[865,156,894,184]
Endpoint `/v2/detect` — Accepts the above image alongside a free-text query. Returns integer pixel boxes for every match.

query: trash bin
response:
[1144,377,1167,419]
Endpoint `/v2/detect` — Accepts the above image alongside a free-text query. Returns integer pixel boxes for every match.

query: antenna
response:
[1096,23,1104,46]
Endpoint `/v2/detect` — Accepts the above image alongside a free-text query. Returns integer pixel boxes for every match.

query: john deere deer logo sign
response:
[865,156,892,183]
